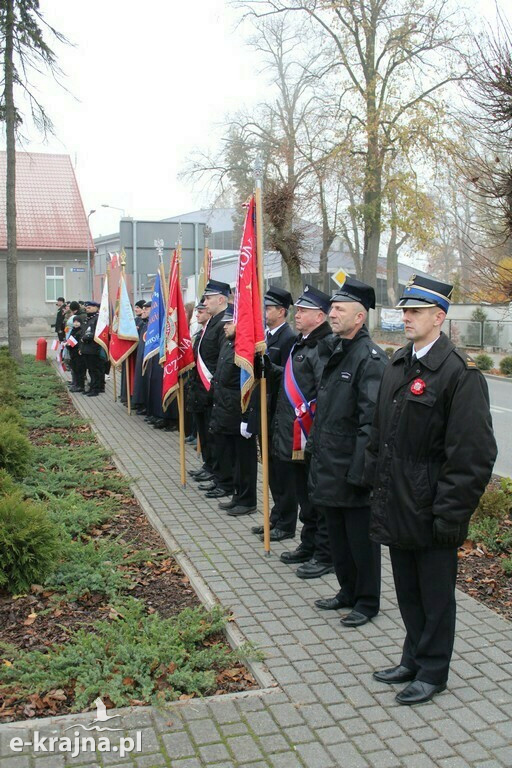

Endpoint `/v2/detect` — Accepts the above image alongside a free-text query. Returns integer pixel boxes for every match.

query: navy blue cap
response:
[84,301,100,308]
[396,275,452,313]
[265,285,293,310]
[204,279,231,298]
[143,301,152,308]
[330,277,376,311]
[135,300,145,309]
[221,304,235,322]
[294,285,330,314]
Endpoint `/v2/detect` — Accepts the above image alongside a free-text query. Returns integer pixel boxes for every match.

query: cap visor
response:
[395,298,437,309]
[294,299,322,310]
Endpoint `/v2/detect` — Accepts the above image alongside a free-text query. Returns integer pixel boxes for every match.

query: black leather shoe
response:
[153,419,166,429]
[136,409,147,415]
[262,528,294,542]
[193,471,214,483]
[227,505,257,516]
[372,665,416,685]
[395,680,446,706]
[205,487,229,498]
[251,523,275,535]
[280,547,313,564]
[218,498,239,510]
[198,481,217,491]
[340,610,371,627]
[296,559,334,579]
[188,468,203,477]
[315,596,353,611]
[86,391,99,397]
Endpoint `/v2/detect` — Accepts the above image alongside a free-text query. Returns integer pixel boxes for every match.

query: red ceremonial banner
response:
[162,250,195,411]
[234,195,266,412]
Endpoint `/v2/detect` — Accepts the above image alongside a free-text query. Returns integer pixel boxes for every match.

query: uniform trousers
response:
[233,434,257,507]
[70,354,86,389]
[390,546,457,685]
[320,505,380,618]
[269,452,298,533]
[213,432,235,493]
[289,462,331,563]
[84,355,104,394]
[195,408,213,472]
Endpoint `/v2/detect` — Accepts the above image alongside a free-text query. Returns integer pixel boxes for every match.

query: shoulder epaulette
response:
[454,348,478,369]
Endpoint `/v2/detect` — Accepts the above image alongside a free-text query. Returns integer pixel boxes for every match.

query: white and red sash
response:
[196,320,213,391]
[283,346,316,460]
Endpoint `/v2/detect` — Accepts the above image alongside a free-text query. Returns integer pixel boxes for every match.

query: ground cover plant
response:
[0,355,258,722]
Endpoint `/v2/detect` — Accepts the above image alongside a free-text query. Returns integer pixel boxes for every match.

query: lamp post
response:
[101,203,126,217]
[86,209,96,297]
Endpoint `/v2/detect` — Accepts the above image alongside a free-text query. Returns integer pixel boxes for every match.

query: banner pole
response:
[113,366,117,402]
[125,359,131,415]
[177,242,187,487]
[254,159,271,556]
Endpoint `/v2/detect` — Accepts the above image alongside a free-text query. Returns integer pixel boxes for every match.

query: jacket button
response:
[384,443,388,448]
[393,399,397,404]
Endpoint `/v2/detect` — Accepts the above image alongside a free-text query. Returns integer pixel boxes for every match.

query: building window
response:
[45,265,65,302]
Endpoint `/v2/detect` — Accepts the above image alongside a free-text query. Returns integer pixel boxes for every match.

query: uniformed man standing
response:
[248,286,298,540]
[308,278,387,626]
[366,275,497,704]
[188,279,230,493]
[272,285,333,579]
[79,301,105,397]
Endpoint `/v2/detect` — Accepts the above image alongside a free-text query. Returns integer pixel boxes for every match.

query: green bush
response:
[500,356,512,376]
[474,353,493,371]
[0,423,32,479]
[468,517,501,552]
[0,468,17,497]
[384,347,395,359]
[0,493,61,593]
[473,478,512,524]
[0,405,25,431]
[502,557,512,577]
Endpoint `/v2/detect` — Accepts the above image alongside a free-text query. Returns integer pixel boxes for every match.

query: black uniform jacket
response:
[272,321,333,463]
[245,321,297,435]
[365,332,497,549]
[308,327,388,509]
[186,330,207,413]
[79,313,101,356]
[209,335,242,435]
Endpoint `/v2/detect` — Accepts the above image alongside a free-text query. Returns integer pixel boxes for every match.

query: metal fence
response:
[448,320,512,352]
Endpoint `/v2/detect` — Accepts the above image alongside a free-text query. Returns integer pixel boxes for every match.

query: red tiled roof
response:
[0,151,94,251]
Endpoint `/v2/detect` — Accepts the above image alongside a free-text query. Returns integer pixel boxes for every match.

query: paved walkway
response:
[1,382,512,768]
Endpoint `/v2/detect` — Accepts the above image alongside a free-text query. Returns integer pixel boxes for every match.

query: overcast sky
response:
[1,0,509,238]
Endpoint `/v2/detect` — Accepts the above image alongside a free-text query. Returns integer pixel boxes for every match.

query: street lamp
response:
[101,203,126,217]
[86,209,96,297]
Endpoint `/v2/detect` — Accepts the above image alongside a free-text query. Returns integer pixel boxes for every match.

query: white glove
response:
[240,422,252,439]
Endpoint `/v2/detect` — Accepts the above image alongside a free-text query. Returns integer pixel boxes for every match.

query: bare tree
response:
[0,0,68,362]
[237,0,469,289]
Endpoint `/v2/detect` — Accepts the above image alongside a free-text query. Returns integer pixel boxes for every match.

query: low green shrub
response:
[46,492,117,538]
[473,478,512,524]
[384,347,395,359]
[500,356,512,376]
[0,493,62,593]
[474,353,493,371]
[0,423,32,479]
[468,517,501,552]
[0,601,259,708]
[502,557,512,577]
[45,537,154,599]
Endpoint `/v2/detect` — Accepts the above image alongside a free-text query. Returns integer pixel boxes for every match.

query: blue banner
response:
[143,271,166,372]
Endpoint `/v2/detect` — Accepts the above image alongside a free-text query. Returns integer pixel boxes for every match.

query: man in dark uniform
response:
[188,279,230,493]
[308,278,387,627]
[205,305,258,514]
[132,301,151,414]
[187,300,211,455]
[247,286,298,539]
[79,301,104,397]
[53,297,67,341]
[272,285,333,579]
[366,275,497,705]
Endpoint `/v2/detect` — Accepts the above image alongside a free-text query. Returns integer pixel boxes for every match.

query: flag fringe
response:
[95,337,109,357]
[235,353,255,414]
[142,347,158,375]
[292,449,305,461]
[110,341,138,367]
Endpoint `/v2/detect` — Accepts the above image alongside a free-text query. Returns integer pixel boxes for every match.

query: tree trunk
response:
[285,257,303,303]
[386,225,399,307]
[4,0,23,362]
